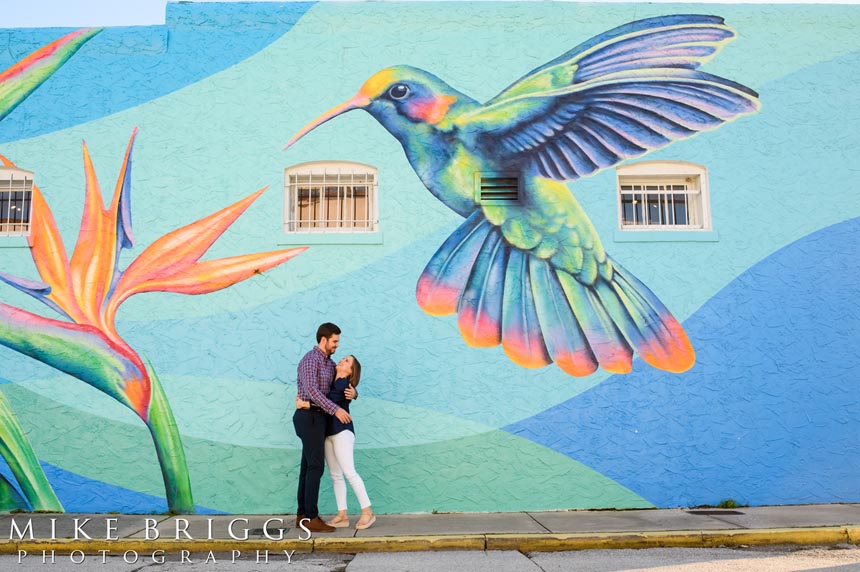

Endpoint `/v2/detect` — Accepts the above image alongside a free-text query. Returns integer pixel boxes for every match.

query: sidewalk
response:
[2,504,858,555]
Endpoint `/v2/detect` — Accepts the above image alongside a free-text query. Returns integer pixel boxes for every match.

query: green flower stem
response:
[0,391,63,511]
[145,365,194,514]
[0,474,28,511]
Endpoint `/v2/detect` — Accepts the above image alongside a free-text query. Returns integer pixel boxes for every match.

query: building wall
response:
[0,2,858,514]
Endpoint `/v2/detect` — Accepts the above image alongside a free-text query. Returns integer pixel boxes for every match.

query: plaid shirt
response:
[296,346,339,415]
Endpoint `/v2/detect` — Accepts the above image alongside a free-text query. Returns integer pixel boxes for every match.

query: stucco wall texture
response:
[0,2,858,514]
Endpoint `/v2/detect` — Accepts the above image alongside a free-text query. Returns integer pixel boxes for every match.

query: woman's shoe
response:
[355,515,376,530]
[326,516,350,528]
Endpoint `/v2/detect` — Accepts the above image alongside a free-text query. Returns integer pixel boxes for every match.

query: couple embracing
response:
[292,322,375,533]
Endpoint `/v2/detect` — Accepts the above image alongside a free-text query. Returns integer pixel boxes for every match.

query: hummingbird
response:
[285,15,760,377]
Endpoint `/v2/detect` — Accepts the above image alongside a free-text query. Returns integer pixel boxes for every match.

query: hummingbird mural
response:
[286,15,760,377]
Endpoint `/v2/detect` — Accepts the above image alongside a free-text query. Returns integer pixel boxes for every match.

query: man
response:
[293,322,355,533]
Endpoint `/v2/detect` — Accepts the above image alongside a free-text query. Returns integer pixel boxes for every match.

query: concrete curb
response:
[488,527,853,552]
[0,527,855,555]
[314,534,485,553]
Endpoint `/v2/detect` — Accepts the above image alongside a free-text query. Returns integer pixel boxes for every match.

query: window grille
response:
[284,162,378,233]
[616,162,711,231]
[0,168,33,237]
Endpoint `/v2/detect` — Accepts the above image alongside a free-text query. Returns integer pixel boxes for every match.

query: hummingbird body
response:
[287,15,761,376]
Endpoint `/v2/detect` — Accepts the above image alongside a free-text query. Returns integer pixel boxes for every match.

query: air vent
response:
[476,172,520,204]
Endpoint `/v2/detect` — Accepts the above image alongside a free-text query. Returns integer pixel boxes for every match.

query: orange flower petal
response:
[126,248,307,296]
[69,141,113,325]
[0,154,84,322]
[110,188,266,303]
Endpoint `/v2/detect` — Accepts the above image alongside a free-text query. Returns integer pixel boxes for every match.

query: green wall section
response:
[2,383,651,513]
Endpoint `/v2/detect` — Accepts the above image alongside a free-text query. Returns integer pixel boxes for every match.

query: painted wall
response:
[0,2,857,514]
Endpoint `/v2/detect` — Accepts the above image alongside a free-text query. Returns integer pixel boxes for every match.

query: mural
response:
[0,130,306,512]
[286,15,761,377]
[0,3,856,514]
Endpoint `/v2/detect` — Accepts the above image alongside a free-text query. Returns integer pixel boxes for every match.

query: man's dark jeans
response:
[293,408,328,519]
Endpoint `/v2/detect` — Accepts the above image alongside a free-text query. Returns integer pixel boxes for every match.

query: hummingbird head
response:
[285,65,468,150]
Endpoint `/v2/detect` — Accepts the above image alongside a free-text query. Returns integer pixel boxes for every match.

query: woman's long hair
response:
[348,355,362,388]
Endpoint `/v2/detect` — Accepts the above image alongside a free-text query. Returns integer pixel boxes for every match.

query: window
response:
[616,161,711,231]
[1,167,33,237]
[284,161,378,233]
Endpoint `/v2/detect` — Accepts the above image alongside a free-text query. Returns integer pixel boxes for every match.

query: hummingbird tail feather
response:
[599,257,696,373]
[555,270,634,374]
[417,215,694,376]
[529,257,599,376]
[500,249,552,368]
[457,229,505,347]
[416,212,491,316]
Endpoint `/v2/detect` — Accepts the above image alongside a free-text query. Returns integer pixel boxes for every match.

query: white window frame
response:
[283,161,378,234]
[0,167,34,238]
[616,161,712,232]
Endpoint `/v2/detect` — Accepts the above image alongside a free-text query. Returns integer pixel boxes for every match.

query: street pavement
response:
[0,503,858,570]
[3,547,860,571]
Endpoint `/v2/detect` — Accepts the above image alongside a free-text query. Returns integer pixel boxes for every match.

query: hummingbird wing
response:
[457,17,759,181]
[487,14,736,104]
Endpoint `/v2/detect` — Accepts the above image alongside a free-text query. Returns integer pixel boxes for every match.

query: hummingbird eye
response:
[388,84,410,100]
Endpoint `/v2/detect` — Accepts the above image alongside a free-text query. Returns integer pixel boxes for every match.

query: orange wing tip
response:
[502,331,552,368]
[554,350,599,377]
[416,277,459,316]
[503,344,553,369]
[639,317,696,373]
[598,347,634,374]
[457,307,501,347]
[640,340,696,374]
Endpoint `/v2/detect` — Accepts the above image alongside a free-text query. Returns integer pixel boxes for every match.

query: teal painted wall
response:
[0,2,858,513]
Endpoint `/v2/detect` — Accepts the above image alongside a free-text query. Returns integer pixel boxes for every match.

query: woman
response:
[296,355,374,529]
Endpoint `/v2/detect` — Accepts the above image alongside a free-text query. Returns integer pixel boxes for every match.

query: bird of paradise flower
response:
[0,130,306,513]
[0,27,101,512]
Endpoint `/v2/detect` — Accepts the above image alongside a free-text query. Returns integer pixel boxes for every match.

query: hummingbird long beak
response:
[283,94,371,150]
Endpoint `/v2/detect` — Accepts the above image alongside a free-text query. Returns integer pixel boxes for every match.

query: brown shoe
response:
[304,516,335,533]
[295,515,305,527]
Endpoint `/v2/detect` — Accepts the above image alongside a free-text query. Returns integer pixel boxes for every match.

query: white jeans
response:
[324,430,371,511]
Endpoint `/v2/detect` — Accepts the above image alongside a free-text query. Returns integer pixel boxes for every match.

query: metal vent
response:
[476,172,520,204]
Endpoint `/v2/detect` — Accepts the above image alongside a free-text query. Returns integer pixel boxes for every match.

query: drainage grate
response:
[687,510,745,515]
[249,528,289,535]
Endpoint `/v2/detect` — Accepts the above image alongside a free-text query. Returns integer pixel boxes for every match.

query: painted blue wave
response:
[504,217,860,507]
[0,2,314,143]
[0,460,223,514]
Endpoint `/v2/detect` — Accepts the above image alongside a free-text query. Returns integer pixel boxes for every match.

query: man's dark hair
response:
[316,322,341,343]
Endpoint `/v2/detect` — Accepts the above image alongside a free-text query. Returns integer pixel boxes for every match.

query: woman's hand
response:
[295,396,311,409]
